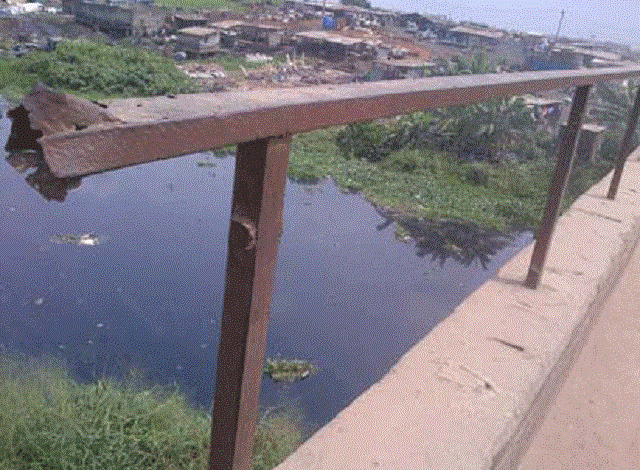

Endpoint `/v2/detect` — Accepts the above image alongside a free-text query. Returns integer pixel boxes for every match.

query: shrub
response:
[336,122,391,161]
[7,40,196,98]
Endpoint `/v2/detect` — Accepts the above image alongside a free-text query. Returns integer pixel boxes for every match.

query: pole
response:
[607,84,640,199]
[524,85,591,289]
[208,136,291,470]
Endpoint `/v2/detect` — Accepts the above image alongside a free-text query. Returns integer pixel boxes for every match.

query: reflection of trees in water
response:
[376,208,514,269]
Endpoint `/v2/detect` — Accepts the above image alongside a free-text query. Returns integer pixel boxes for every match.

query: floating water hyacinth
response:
[263,358,319,383]
[50,233,106,246]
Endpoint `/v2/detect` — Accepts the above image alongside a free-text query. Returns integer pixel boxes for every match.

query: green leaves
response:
[336,121,391,162]
[434,97,536,161]
[0,354,305,470]
[6,40,196,99]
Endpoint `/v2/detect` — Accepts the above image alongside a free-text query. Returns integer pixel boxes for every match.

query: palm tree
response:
[434,96,536,161]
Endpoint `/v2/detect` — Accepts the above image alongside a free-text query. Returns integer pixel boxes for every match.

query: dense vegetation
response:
[0,40,196,101]
[0,353,303,470]
[289,62,627,235]
[288,106,614,232]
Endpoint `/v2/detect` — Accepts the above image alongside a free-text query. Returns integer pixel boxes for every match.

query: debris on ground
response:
[178,55,355,93]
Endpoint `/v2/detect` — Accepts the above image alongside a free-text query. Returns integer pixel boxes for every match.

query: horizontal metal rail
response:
[20,65,640,178]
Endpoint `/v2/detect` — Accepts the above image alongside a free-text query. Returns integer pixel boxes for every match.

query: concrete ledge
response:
[275,156,640,470]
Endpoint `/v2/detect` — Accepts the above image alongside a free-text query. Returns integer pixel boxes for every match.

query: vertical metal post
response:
[524,85,591,289]
[607,84,640,200]
[208,135,291,470]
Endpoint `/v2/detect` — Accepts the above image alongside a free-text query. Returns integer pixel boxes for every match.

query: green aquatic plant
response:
[263,358,319,383]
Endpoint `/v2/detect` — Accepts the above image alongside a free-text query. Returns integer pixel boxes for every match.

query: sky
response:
[370,0,640,47]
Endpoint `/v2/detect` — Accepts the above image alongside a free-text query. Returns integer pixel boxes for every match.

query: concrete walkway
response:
[518,238,640,469]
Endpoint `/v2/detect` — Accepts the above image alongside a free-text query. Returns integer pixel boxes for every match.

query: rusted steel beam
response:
[607,84,640,199]
[15,66,640,178]
[208,136,291,470]
[524,85,592,289]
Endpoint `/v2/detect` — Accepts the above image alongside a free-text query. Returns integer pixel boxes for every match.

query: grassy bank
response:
[0,40,197,102]
[0,354,304,470]
[288,126,614,231]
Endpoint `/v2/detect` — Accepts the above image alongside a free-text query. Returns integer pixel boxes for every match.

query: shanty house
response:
[296,31,376,61]
[73,0,169,37]
[173,13,207,30]
[210,20,284,49]
[446,25,504,48]
[237,23,285,49]
[372,58,435,80]
[175,27,222,56]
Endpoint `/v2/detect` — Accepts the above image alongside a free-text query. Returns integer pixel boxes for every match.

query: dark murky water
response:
[0,103,532,429]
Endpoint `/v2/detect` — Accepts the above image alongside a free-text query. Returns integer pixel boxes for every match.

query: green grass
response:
[0,39,197,101]
[0,353,304,470]
[185,53,276,74]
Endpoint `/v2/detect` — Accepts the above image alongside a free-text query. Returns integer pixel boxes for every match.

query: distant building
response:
[173,12,207,30]
[446,25,504,48]
[174,26,221,56]
[295,30,377,61]
[371,58,435,79]
[568,45,622,67]
[72,0,170,37]
[525,43,623,71]
[210,20,285,49]
[237,23,285,49]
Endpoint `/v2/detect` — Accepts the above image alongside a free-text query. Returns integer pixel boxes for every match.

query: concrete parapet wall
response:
[276,156,640,470]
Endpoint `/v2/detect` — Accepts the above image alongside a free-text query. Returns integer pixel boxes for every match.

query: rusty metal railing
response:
[9,65,640,470]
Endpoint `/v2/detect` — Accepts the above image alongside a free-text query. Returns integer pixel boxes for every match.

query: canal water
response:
[0,103,533,430]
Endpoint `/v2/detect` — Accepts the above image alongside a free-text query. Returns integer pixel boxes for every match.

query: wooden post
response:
[208,136,291,470]
[607,84,640,199]
[524,85,591,289]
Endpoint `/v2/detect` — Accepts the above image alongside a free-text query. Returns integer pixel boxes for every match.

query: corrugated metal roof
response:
[177,26,219,37]
[210,20,244,29]
[449,25,504,39]
[296,31,364,46]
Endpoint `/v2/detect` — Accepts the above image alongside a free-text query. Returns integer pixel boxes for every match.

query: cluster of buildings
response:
[3,0,638,81]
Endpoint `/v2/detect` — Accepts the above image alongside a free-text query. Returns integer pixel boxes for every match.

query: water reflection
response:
[5,105,42,153]
[376,209,515,269]
[6,150,82,201]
